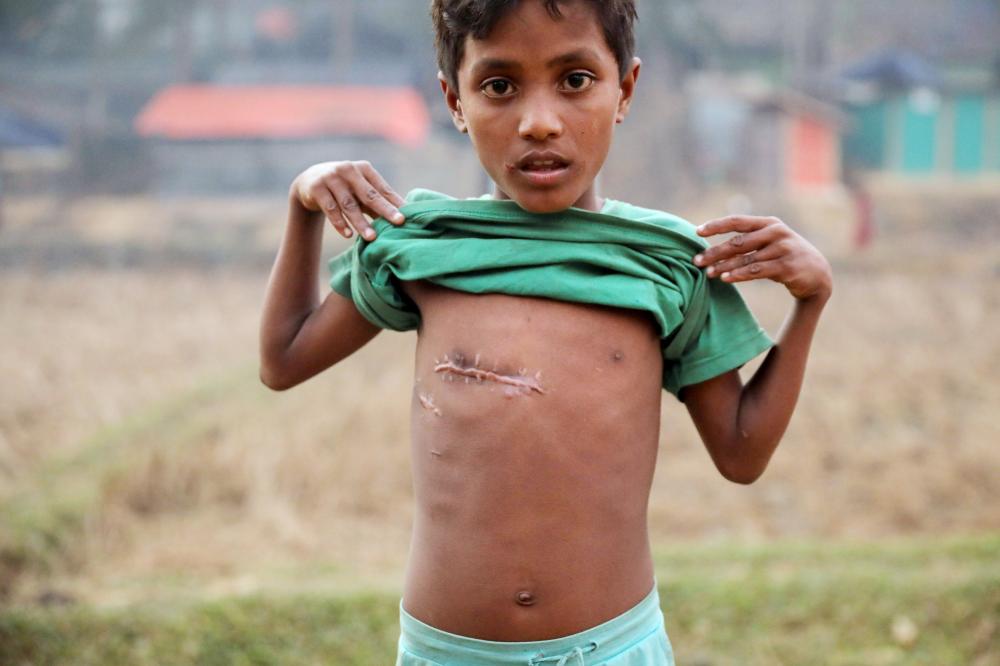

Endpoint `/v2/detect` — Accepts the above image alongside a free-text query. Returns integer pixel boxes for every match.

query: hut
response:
[839,49,1000,176]
[135,84,431,195]
[739,87,849,194]
[0,105,69,194]
[686,74,847,194]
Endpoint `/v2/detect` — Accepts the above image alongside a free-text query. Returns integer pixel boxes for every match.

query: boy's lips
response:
[508,151,573,187]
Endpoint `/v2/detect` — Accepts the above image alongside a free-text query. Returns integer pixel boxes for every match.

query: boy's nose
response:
[518,103,564,141]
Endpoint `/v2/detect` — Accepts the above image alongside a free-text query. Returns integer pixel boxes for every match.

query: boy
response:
[259,1,833,663]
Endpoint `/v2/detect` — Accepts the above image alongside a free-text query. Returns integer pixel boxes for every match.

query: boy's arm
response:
[678,215,833,484]
[259,162,405,391]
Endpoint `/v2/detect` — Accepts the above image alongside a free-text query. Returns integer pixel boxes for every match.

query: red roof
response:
[135,85,430,147]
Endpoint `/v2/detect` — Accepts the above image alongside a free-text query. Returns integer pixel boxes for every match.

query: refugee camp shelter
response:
[739,88,848,193]
[135,85,431,194]
[686,73,847,194]
[839,49,1000,176]
[0,104,69,195]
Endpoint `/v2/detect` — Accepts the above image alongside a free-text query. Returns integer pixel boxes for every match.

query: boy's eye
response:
[561,72,596,92]
[481,79,515,98]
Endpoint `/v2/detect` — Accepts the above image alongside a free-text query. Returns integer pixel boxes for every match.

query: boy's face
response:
[440,0,640,213]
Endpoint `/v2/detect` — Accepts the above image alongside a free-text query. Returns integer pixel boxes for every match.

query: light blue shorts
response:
[396,580,675,665]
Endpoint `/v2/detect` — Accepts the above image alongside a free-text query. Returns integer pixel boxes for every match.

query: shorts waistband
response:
[398,581,665,665]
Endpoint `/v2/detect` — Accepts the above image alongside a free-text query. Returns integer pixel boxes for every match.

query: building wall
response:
[742,112,784,190]
[901,94,939,173]
[150,137,396,195]
[843,101,888,170]
[788,115,839,189]
[952,94,986,173]
[148,135,484,198]
[844,92,1000,176]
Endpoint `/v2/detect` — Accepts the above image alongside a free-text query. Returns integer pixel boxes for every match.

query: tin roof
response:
[135,85,430,147]
[0,106,65,149]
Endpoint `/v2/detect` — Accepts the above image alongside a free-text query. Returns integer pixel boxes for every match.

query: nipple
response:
[515,590,536,606]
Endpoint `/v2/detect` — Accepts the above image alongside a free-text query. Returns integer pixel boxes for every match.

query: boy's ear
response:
[438,71,469,134]
[615,57,642,125]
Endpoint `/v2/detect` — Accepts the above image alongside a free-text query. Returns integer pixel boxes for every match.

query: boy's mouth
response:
[510,151,572,186]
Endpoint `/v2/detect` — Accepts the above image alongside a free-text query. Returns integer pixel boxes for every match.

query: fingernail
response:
[721,272,731,280]
[706,266,715,276]
[364,230,376,240]
[694,254,704,265]
[392,212,404,223]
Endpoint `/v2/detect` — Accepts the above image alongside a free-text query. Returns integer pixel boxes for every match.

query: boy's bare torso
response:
[400,280,664,641]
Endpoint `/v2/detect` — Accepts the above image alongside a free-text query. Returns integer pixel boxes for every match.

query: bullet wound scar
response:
[434,354,546,397]
[419,393,443,416]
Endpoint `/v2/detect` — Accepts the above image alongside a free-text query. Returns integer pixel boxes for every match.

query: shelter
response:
[839,49,1000,176]
[739,88,848,193]
[0,105,69,202]
[135,85,431,194]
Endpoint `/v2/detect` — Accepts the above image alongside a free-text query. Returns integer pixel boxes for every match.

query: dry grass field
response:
[1,184,998,631]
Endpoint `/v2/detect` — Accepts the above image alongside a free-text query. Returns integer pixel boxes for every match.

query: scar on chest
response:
[418,393,442,417]
[433,352,546,398]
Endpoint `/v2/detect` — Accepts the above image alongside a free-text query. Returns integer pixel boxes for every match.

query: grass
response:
[1,193,999,664]
[1,364,259,593]
[653,534,1000,665]
[1,534,996,665]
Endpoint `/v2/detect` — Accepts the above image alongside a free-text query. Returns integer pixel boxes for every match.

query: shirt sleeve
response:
[327,243,355,299]
[662,278,775,400]
[327,188,436,299]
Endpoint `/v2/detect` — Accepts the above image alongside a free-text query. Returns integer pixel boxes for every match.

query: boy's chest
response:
[402,280,664,428]
[403,280,665,570]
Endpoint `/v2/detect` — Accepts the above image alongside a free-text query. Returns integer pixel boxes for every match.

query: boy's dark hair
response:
[431,0,638,89]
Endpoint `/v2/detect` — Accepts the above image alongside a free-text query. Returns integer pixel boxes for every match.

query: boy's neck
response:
[490,184,605,213]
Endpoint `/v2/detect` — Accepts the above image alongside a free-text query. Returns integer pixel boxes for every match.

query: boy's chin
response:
[503,188,586,214]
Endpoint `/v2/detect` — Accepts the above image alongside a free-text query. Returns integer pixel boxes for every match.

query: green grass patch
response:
[1,593,400,666]
[1,534,996,665]
[0,364,259,593]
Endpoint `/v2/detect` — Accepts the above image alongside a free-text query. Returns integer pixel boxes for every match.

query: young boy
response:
[259,1,833,663]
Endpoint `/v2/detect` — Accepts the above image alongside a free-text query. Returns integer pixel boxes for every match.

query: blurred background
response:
[1,1,998,664]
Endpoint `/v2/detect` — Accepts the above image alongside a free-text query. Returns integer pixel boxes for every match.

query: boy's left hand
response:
[692,215,833,302]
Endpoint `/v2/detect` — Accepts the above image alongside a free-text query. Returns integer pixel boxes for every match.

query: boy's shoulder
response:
[601,197,704,245]
[403,188,460,205]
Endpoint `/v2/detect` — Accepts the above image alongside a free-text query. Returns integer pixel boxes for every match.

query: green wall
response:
[901,98,938,173]
[952,94,986,173]
[843,102,887,169]
[844,92,1000,175]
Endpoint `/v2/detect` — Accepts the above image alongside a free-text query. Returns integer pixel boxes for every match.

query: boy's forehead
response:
[460,1,613,75]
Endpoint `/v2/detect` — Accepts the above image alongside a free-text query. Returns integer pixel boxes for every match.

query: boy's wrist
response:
[288,188,323,224]
[795,286,831,308]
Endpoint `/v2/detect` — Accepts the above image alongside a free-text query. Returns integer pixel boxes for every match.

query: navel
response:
[515,590,536,606]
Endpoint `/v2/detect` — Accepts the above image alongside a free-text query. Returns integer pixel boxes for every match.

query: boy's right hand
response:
[290,161,406,240]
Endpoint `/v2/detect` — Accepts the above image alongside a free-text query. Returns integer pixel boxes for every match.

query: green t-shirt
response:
[328,188,774,399]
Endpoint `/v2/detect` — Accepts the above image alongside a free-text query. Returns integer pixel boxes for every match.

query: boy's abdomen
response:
[401,282,664,641]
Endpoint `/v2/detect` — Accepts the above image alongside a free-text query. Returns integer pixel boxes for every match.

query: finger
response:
[694,225,780,267]
[329,185,374,241]
[705,243,785,277]
[720,259,785,283]
[357,162,407,216]
[697,216,778,238]
[314,188,352,238]
[354,173,405,225]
